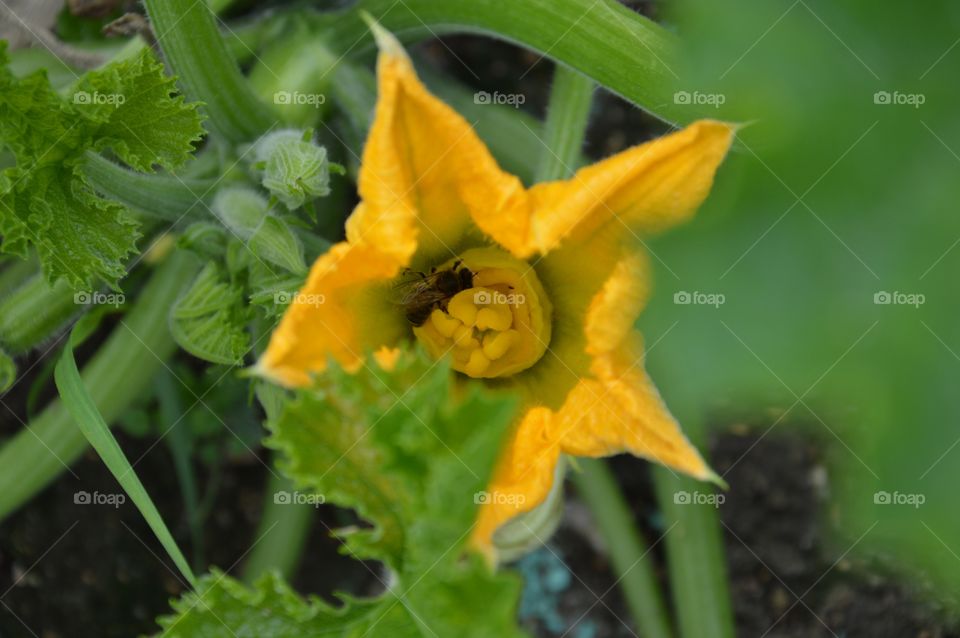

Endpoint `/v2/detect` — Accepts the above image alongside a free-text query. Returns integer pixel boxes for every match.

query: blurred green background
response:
[636,0,960,597]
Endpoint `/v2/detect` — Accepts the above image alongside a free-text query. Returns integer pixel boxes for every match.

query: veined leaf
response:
[77,48,205,172]
[0,44,203,290]
[169,262,251,365]
[157,350,528,637]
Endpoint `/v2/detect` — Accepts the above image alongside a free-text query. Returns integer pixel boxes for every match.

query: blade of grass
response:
[54,328,197,589]
[0,251,198,521]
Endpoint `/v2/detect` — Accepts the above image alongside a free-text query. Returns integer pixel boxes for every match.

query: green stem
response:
[144,0,275,143]
[242,469,314,583]
[82,152,216,223]
[572,459,674,638]
[535,66,594,181]
[0,256,38,297]
[0,251,198,520]
[651,414,735,638]
[537,64,674,637]
[0,274,79,354]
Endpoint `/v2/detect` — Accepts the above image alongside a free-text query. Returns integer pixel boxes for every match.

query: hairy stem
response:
[82,152,215,224]
[144,0,275,143]
[242,471,314,583]
[535,65,594,181]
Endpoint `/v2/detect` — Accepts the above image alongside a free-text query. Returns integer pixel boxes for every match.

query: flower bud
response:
[253,129,333,210]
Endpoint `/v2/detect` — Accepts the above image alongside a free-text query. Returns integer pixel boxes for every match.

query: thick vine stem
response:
[242,471,314,583]
[143,0,276,143]
[82,152,216,223]
[0,251,199,520]
[0,274,79,354]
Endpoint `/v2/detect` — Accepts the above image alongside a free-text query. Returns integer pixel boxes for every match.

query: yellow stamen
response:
[465,349,491,376]
[447,291,478,326]
[482,330,517,360]
[412,247,552,379]
[431,308,461,338]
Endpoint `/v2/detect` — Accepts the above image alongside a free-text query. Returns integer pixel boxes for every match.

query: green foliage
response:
[0,45,203,290]
[170,262,252,365]
[639,0,960,598]
[156,350,528,637]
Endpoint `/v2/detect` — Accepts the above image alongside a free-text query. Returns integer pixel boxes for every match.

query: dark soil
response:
[0,428,382,638]
[523,428,959,638]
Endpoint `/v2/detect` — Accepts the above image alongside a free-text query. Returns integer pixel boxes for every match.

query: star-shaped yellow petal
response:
[258,23,735,560]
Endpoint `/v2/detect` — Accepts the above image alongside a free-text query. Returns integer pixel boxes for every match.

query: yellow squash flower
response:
[257,24,735,559]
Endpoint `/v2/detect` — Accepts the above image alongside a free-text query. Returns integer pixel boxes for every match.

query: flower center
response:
[413,247,552,378]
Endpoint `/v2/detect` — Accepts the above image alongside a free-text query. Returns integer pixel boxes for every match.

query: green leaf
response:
[169,263,251,365]
[157,350,528,637]
[0,45,202,290]
[76,48,205,172]
[53,329,197,589]
[248,216,307,275]
[268,349,517,570]
[313,0,686,124]
[0,165,140,290]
